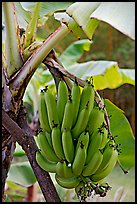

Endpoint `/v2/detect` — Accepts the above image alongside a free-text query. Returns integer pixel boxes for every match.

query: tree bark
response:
[2,107,61,202]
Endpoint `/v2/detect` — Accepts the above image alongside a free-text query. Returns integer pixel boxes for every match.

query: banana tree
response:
[2,2,135,202]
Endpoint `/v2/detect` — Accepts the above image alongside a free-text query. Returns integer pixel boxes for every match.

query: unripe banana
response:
[78,80,95,114]
[86,130,103,164]
[55,174,81,189]
[87,107,105,136]
[62,129,75,163]
[56,160,74,178]
[95,141,116,173]
[38,90,51,133]
[36,150,57,173]
[72,103,90,139]
[45,131,52,147]
[57,80,68,124]
[44,87,59,129]
[82,149,103,177]
[61,95,74,132]
[35,135,40,149]
[71,80,81,127]
[37,132,59,162]
[51,125,65,160]
[75,131,89,154]
[90,149,118,182]
[78,131,89,150]
[100,126,109,149]
[72,143,87,176]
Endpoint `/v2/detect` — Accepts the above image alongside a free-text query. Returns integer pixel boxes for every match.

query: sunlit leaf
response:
[119,69,135,85]
[7,161,36,187]
[66,2,101,40]
[62,60,134,90]
[90,2,135,40]
[66,2,135,40]
[104,99,135,172]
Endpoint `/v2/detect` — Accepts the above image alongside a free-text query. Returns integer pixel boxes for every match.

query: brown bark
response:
[2,126,16,199]
[2,107,61,202]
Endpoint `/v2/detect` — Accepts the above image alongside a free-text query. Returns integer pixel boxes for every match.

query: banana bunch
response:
[35,79,119,201]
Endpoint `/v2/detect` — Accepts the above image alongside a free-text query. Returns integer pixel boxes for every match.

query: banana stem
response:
[3,2,23,78]
[8,24,70,99]
[23,2,41,49]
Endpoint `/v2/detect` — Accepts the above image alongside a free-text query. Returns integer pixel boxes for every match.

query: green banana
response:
[38,90,51,133]
[35,135,40,149]
[62,129,75,163]
[71,103,90,139]
[100,126,109,149]
[78,131,89,150]
[75,131,89,154]
[56,160,74,178]
[37,132,59,162]
[61,95,74,132]
[51,126,65,160]
[55,174,81,189]
[87,106,105,136]
[44,87,59,129]
[45,131,52,147]
[86,129,103,164]
[72,143,87,176]
[82,149,103,177]
[90,149,118,182]
[78,80,95,114]
[36,150,57,173]
[57,80,68,124]
[71,80,81,127]
[95,141,116,173]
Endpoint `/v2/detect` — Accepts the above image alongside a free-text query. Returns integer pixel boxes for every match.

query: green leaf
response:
[7,161,36,187]
[119,69,135,85]
[90,2,135,40]
[21,2,72,17]
[13,2,73,29]
[92,64,135,89]
[66,2,101,40]
[104,99,135,172]
[62,60,135,90]
[66,2,135,40]
[14,2,31,29]
[5,197,12,202]
[59,40,135,89]
[14,143,26,157]
[59,39,92,66]
[54,12,83,39]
